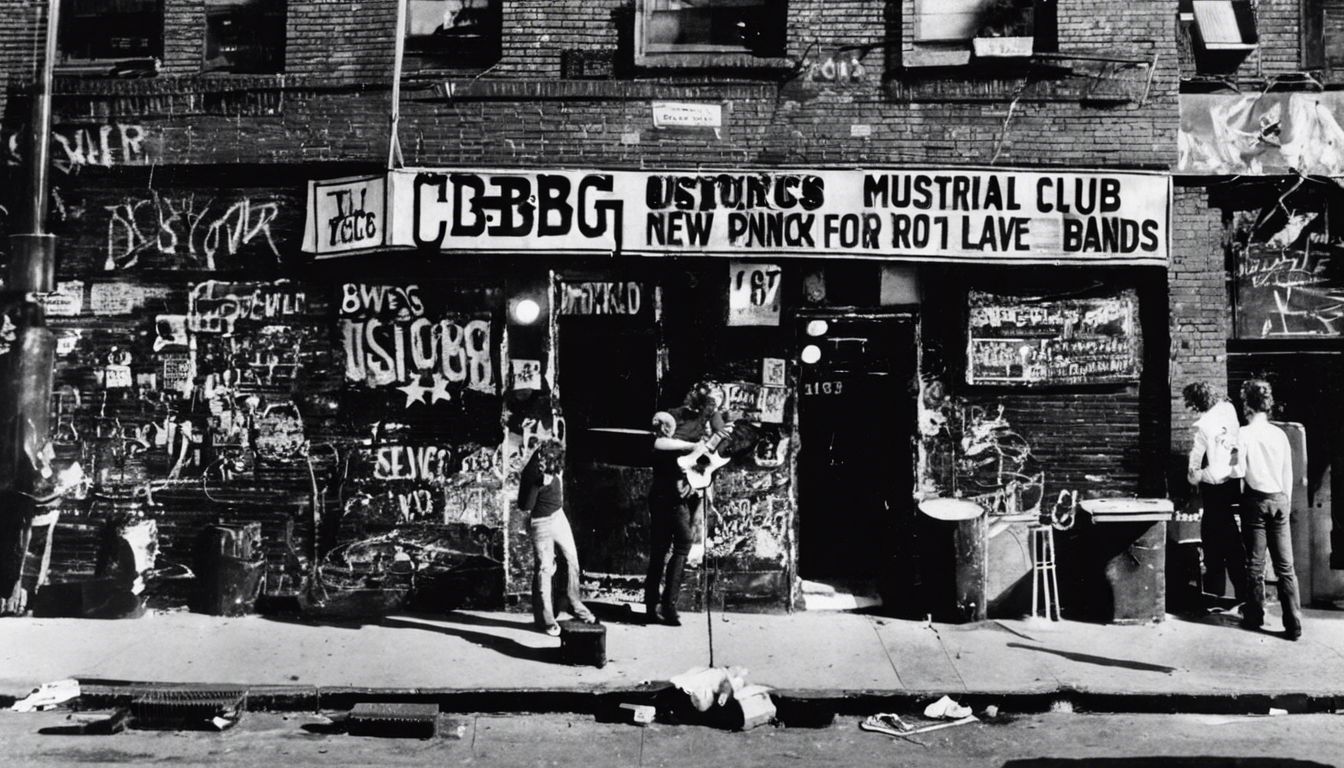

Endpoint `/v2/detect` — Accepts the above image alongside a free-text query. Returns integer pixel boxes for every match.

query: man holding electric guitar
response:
[644,381,733,627]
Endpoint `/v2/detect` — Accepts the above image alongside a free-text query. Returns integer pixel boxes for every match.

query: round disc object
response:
[918,498,985,521]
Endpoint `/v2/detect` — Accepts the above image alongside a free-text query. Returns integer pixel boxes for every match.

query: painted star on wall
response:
[397,380,430,407]
[430,373,453,404]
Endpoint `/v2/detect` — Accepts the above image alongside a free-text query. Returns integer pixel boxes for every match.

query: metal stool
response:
[1029,524,1061,621]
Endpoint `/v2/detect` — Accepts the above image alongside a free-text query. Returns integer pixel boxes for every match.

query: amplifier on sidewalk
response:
[558,620,606,667]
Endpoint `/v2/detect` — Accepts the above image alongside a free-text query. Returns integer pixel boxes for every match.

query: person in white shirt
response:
[1232,379,1302,640]
[1183,382,1247,607]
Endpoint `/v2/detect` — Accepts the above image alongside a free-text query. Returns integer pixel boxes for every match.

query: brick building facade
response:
[8,1,1327,620]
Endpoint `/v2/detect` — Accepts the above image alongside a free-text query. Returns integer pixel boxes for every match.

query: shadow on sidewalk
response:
[380,616,559,664]
[1005,642,1177,674]
[436,611,537,631]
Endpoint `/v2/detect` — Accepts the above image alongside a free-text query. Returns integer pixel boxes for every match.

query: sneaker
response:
[1238,618,1263,632]
[659,607,682,627]
[544,624,561,637]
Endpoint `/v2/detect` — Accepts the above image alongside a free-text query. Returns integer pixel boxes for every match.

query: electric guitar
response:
[678,425,735,491]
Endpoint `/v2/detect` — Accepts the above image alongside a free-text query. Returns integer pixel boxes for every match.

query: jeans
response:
[1240,491,1303,635]
[530,510,592,628]
[1200,480,1247,601]
[645,490,699,616]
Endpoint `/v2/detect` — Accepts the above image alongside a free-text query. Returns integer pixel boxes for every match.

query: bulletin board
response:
[966,289,1143,386]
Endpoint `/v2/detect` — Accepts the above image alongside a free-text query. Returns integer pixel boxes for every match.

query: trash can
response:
[1078,498,1173,624]
[917,498,988,623]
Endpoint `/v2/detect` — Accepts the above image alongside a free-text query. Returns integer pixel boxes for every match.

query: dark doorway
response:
[1229,347,1344,586]
[555,281,660,576]
[796,313,917,606]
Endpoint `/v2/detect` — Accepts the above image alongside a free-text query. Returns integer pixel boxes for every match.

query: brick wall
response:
[0,0,1178,171]
[1,1,1190,611]
[1252,0,1304,78]
[1168,185,1230,470]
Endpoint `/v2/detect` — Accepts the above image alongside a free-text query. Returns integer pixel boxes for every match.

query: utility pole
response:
[0,0,61,614]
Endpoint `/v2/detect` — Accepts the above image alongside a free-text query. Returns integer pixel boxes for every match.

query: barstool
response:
[1029,524,1061,621]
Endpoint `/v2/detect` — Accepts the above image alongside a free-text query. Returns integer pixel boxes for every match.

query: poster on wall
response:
[1179,93,1344,176]
[727,262,782,326]
[966,289,1143,385]
[1232,208,1344,338]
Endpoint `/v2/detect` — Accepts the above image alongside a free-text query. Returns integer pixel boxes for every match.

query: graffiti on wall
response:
[917,381,1043,519]
[707,467,790,566]
[339,283,495,407]
[104,193,283,272]
[1234,204,1344,338]
[5,124,154,172]
[344,442,503,526]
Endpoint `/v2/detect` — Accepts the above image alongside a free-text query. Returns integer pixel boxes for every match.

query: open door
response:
[796,312,917,610]
[554,278,660,577]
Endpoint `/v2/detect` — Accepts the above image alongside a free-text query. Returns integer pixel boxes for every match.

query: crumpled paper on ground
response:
[923,695,973,720]
[669,666,748,713]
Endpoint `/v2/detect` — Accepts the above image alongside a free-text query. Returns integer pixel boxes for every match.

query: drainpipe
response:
[1,0,61,613]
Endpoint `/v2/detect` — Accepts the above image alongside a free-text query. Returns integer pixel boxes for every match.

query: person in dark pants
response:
[644,382,725,627]
[519,439,595,636]
[1233,379,1303,641]
[1183,382,1247,608]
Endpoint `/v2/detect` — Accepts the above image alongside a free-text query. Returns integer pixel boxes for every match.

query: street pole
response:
[1,0,61,614]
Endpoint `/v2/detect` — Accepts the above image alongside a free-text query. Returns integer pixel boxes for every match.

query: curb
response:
[54,681,1344,719]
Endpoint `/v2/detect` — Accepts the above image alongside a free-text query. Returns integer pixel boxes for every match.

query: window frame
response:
[1303,0,1344,77]
[402,0,503,70]
[56,0,164,73]
[633,0,789,68]
[202,0,288,75]
[905,0,1056,70]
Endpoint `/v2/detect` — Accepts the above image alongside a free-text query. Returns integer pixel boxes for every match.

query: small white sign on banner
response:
[512,359,542,391]
[306,174,386,257]
[727,262,782,326]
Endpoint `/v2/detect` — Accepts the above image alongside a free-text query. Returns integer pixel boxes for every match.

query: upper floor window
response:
[1304,0,1344,78]
[635,0,787,66]
[909,0,1056,68]
[57,0,162,75]
[1187,0,1257,76]
[405,0,502,68]
[204,0,287,74]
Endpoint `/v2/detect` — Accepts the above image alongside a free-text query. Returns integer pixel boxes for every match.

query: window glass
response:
[638,0,786,61]
[405,0,502,67]
[205,0,287,74]
[59,0,162,67]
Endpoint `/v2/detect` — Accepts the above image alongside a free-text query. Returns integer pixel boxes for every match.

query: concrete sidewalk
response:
[3,602,1344,713]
